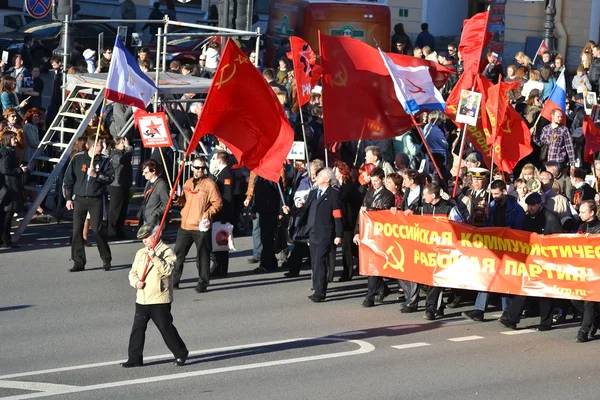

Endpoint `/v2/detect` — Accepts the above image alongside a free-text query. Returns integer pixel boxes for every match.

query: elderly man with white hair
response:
[292,168,343,302]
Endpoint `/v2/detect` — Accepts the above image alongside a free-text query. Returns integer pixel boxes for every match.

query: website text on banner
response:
[358,211,600,302]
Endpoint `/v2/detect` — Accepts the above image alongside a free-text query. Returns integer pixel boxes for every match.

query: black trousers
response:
[571,300,599,333]
[340,230,355,279]
[127,303,188,363]
[107,186,130,238]
[366,277,388,301]
[505,295,553,328]
[425,286,444,312]
[1,207,11,245]
[309,235,331,299]
[72,196,111,267]
[173,228,211,289]
[259,213,278,271]
[286,242,310,275]
[210,251,229,276]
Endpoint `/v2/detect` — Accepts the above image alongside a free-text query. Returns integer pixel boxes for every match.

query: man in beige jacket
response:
[122,224,189,368]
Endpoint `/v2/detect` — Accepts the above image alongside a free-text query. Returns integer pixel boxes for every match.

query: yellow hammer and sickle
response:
[216,63,237,89]
[331,62,348,87]
[382,242,405,272]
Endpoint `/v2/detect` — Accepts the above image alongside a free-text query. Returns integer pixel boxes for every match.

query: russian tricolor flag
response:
[540,69,567,124]
[104,37,157,109]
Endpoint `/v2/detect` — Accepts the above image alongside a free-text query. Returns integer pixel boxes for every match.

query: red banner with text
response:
[358,211,600,301]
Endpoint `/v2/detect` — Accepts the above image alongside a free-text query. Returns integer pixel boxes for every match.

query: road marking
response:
[332,331,367,336]
[0,380,77,392]
[490,313,504,318]
[386,324,421,330]
[447,335,484,342]
[391,342,430,350]
[0,337,374,399]
[501,329,537,335]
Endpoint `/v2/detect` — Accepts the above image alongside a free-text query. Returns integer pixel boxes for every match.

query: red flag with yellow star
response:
[188,39,293,182]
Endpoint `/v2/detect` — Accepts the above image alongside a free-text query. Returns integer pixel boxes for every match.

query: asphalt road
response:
[2,221,600,399]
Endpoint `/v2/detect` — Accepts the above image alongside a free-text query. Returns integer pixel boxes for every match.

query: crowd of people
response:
[2,19,600,369]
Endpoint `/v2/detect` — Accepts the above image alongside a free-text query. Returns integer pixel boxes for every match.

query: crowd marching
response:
[2,13,600,367]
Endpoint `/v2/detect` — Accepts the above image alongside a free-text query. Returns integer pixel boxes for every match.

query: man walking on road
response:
[172,156,222,292]
[63,136,114,272]
[122,224,188,368]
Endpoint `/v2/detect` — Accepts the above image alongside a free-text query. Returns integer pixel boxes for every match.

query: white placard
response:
[455,89,482,127]
[2,51,8,64]
[287,141,306,160]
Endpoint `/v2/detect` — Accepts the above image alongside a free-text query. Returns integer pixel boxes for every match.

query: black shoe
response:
[69,265,85,272]
[553,314,566,324]
[436,308,445,318]
[400,304,417,313]
[576,329,588,343]
[247,256,260,264]
[103,262,111,271]
[591,326,598,337]
[173,283,180,290]
[0,243,19,249]
[253,266,268,274]
[195,286,208,293]
[446,295,462,309]
[499,318,517,330]
[175,356,187,366]
[284,271,299,278]
[424,310,436,320]
[361,298,375,308]
[338,276,352,282]
[121,361,143,368]
[308,294,325,303]
[375,285,391,303]
[537,325,552,332]
[462,310,484,322]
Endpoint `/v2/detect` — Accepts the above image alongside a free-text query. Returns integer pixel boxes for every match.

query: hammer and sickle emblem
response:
[331,63,348,87]
[383,242,405,272]
[406,78,426,94]
[216,63,237,89]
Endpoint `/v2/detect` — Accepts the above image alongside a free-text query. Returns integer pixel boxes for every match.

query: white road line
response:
[501,329,537,335]
[0,380,77,392]
[447,335,484,342]
[391,342,430,350]
[386,324,421,330]
[0,338,375,400]
[490,313,504,318]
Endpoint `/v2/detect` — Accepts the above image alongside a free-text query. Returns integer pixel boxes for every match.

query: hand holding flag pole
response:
[88,99,107,181]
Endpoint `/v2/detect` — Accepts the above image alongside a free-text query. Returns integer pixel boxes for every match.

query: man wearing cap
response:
[500,192,563,331]
[533,108,575,167]
[483,51,503,84]
[463,167,489,227]
[172,156,223,293]
[122,224,189,368]
[83,49,97,74]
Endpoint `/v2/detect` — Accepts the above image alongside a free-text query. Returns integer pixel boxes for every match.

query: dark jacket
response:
[108,103,134,139]
[139,176,170,226]
[401,186,423,214]
[297,186,343,242]
[252,176,280,215]
[0,146,22,209]
[108,148,133,188]
[362,187,395,211]
[143,8,165,36]
[486,196,525,229]
[63,151,114,200]
[578,217,600,234]
[338,181,361,231]
[421,198,456,218]
[51,68,63,105]
[483,61,504,84]
[524,207,563,235]
[415,30,435,50]
[212,166,235,224]
[589,57,600,92]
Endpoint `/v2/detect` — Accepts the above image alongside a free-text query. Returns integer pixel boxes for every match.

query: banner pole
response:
[158,147,174,191]
[487,144,496,204]
[409,114,443,181]
[89,98,107,179]
[141,160,186,281]
[277,182,286,205]
[324,145,329,167]
[452,85,477,198]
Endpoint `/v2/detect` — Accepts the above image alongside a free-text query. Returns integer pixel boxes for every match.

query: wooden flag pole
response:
[88,98,107,179]
[409,114,443,180]
[158,147,174,191]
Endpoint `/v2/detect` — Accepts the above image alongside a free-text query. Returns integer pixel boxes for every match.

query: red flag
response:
[319,33,452,144]
[446,74,532,172]
[485,79,520,145]
[287,36,322,107]
[584,112,600,163]
[459,11,492,78]
[188,39,293,182]
[537,41,549,56]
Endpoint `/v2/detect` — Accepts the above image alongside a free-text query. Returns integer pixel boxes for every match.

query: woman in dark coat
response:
[0,130,27,247]
[107,137,133,239]
[334,161,361,281]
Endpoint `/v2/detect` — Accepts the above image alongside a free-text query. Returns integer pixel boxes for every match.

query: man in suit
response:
[210,151,235,277]
[138,160,170,227]
[353,167,395,307]
[296,168,343,302]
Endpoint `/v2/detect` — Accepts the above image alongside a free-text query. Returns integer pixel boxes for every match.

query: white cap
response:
[83,49,95,59]
[311,85,322,94]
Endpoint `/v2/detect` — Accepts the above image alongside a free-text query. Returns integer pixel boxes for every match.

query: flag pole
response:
[324,144,329,167]
[141,160,186,281]
[409,114,443,180]
[532,41,543,67]
[487,144,496,204]
[89,98,107,179]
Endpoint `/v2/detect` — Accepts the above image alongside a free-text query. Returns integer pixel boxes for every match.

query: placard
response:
[134,112,174,148]
[455,90,482,127]
[1,51,8,64]
[117,26,128,45]
[131,33,142,47]
[286,141,306,160]
[584,91,597,116]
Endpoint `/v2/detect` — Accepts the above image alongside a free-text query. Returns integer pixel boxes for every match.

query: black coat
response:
[578,217,600,234]
[213,167,235,224]
[108,148,133,188]
[252,177,281,215]
[338,181,361,231]
[296,186,343,242]
[571,183,596,211]
[0,146,22,209]
[524,207,563,235]
[138,176,170,226]
[400,186,422,213]
[355,187,395,234]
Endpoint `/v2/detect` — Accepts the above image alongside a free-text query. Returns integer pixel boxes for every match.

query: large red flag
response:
[583,112,600,163]
[287,36,322,107]
[319,33,452,144]
[485,78,533,172]
[459,11,492,78]
[188,39,294,182]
